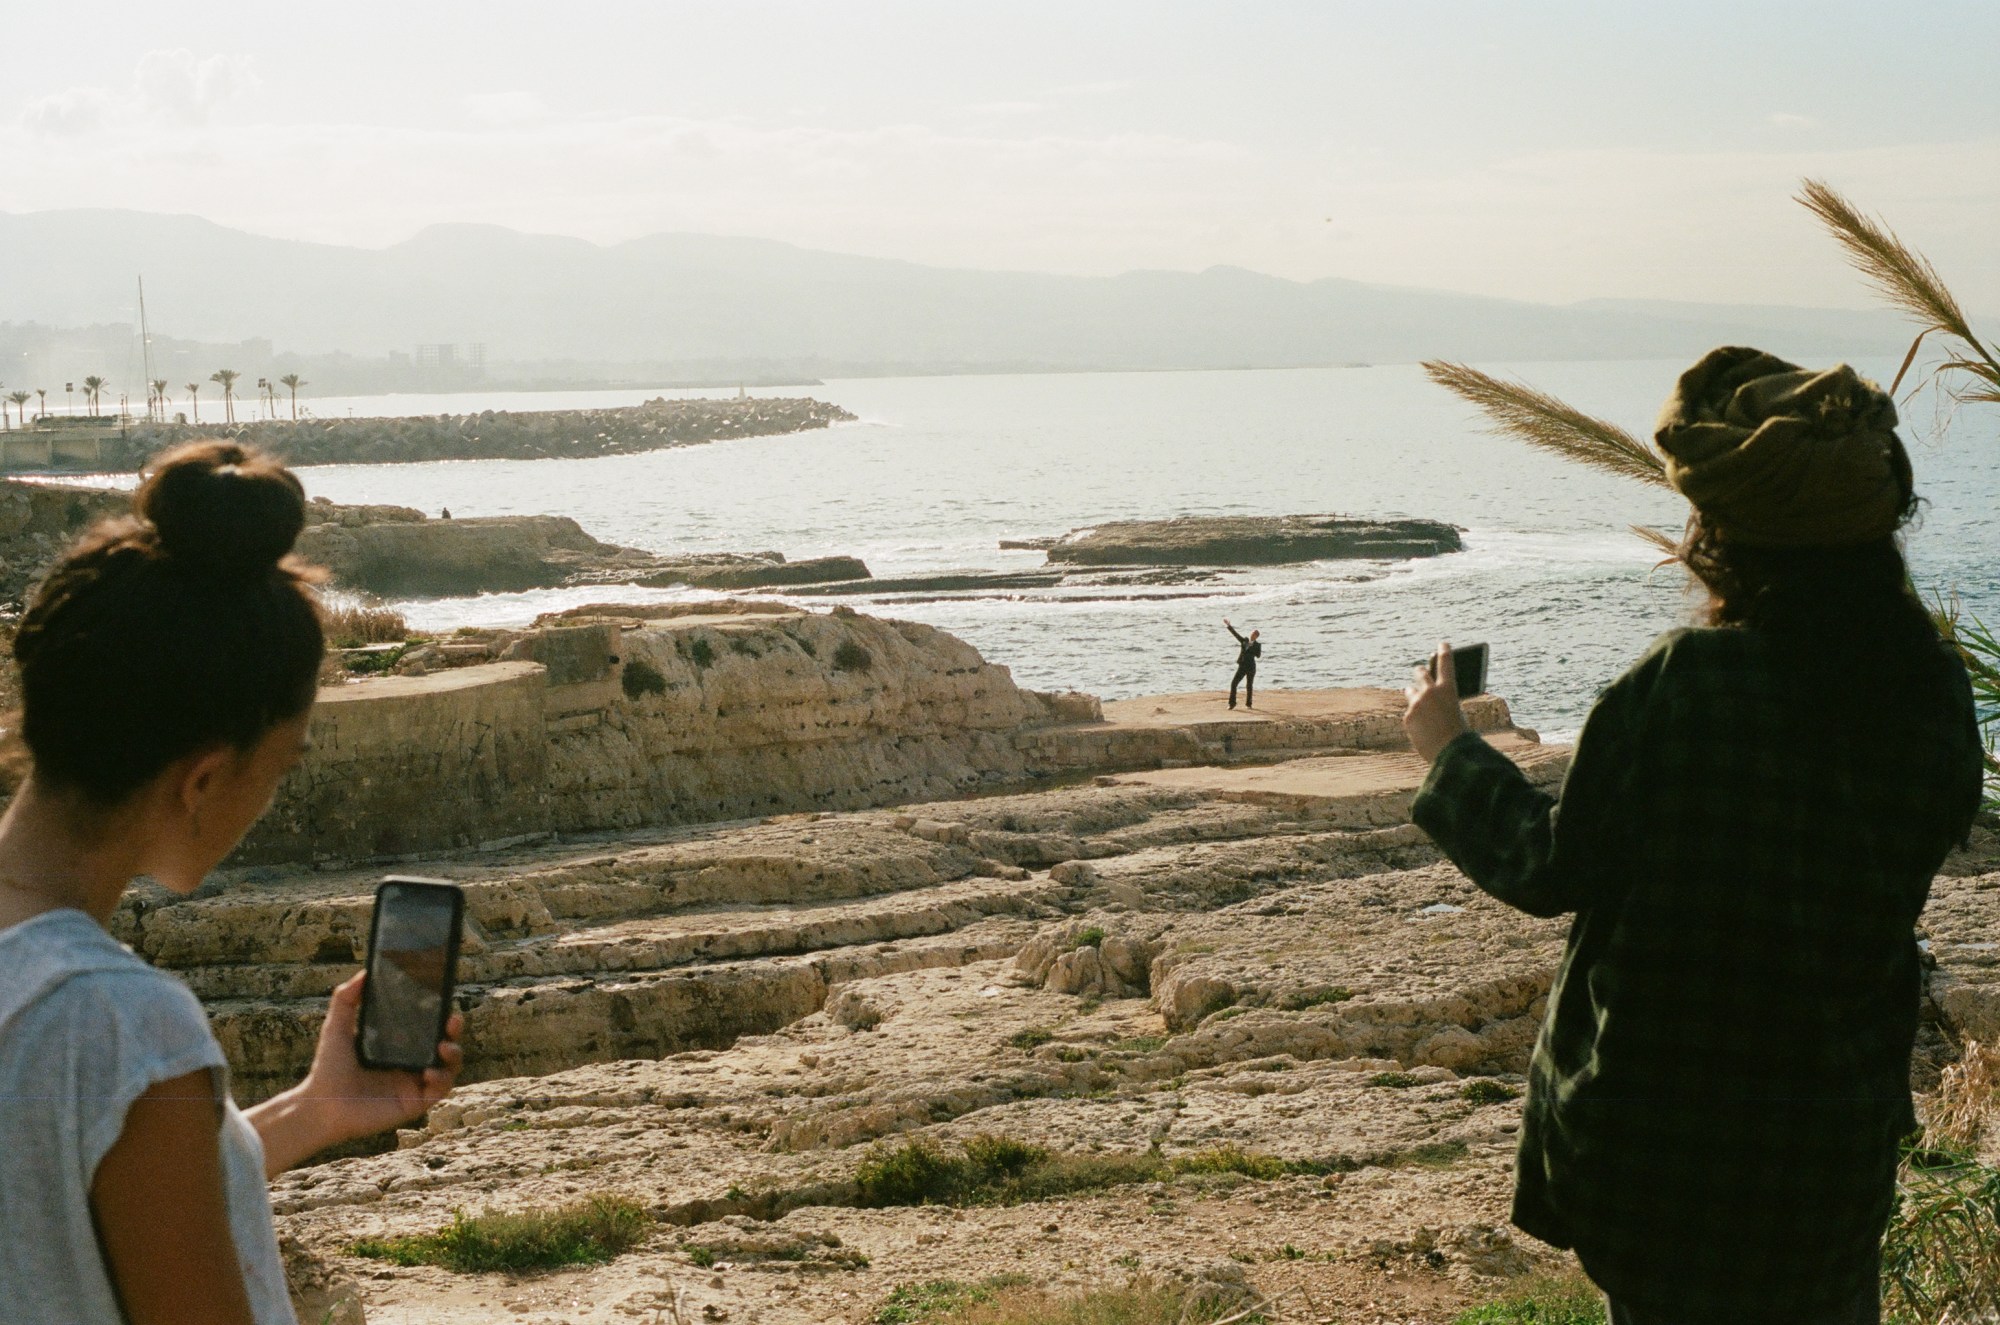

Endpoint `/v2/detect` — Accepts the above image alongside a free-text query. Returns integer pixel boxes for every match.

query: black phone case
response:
[355,876,465,1072]
[1451,643,1488,697]
[1416,642,1489,697]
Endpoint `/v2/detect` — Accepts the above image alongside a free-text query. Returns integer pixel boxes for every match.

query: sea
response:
[69,359,2000,740]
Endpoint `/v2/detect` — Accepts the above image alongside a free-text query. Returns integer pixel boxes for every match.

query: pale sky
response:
[5,0,1998,310]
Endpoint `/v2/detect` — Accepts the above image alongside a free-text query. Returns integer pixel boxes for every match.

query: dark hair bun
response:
[137,441,307,574]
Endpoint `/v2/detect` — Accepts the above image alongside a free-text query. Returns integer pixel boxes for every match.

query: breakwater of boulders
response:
[102,396,855,469]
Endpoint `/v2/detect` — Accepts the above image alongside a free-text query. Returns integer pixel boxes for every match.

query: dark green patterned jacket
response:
[1412,627,1982,1322]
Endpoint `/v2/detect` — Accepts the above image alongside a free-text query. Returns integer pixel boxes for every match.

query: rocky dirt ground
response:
[166,693,1997,1325]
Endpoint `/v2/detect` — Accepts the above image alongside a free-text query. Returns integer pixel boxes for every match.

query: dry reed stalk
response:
[1421,360,1669,488]
[1797,179,2000,404]
[1927,1041,2000,1155]
[323,603,411,647]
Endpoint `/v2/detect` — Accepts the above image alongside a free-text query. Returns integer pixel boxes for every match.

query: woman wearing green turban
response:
[1403,347,1985,1324]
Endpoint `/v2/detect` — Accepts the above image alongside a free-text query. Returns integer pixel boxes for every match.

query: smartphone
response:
[355,877,465,1072]
[1415,642,1489,697]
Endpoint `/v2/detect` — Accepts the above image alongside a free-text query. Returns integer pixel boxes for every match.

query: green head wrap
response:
[1654,346,1906,547]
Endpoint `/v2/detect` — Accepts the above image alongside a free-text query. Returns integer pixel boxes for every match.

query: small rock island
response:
[1036,514,1463,567]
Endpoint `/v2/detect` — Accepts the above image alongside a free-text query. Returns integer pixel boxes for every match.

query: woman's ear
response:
[175,745,239,836]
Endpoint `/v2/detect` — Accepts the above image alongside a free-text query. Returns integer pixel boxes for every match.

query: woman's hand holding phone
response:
[1403,639,1470,763]
[245,971,464,1176]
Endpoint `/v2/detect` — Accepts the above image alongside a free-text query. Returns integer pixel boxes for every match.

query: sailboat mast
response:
[137,276,156,421]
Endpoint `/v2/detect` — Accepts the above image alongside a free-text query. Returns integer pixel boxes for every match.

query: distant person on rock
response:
[1402,348,1984,1324]
[1224,618,1260,709]
[0,442,464,1324]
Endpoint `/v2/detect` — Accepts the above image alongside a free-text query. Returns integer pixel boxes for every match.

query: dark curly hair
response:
[13,441,325,804]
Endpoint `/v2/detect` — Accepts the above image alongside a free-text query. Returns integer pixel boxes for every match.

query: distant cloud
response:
[1769,112,1818,130]
[19,87,116,137]
[19,49,251,136]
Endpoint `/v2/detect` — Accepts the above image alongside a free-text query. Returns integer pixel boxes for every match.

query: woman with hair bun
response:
[0,442,464,1324]
[1403,349,1985,1323]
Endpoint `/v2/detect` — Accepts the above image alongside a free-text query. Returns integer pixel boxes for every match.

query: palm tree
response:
[150,378,169,421]
[81,375,107,417]
[6,392,28,431]
[35,389,46,421]
[210,369,240,424]
[185,382,201,424]
[278,373,307,422]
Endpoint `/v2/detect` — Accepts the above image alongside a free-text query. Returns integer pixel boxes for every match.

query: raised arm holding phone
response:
[1401,349,1985,1323]
[0,443,464,1325]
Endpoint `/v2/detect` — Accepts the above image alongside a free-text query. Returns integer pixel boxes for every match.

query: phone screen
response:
[357,879,463,1072]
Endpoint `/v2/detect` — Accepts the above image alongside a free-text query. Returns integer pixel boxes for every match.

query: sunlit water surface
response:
[77,361,2000,739]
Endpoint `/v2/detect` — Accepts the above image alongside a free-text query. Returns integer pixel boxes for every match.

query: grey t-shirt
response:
[0,908,296,1324]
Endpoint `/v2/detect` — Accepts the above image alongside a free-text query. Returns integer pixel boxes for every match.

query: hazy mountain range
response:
[0,209,1919,383]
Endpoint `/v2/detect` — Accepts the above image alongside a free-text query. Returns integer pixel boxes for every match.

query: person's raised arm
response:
[1225,619,1246,644]
[91,1071,257,1325]
[1405,644,1640,918]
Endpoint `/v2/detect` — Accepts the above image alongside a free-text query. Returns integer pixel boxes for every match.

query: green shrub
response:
[686,636,715,668]
[348,1194,650,1272]
[1461,1079,1522,1105]
[855,1137,969,1207]
[833,639,873,672]
[1007,1027,1054,1050]
[964,1134,1048,1176]
[687,1244,717,1267]
[621,658,667,699]
[341,643,409,675]
[1450,1274,1604,1325]
[1071,927,1106,949]
[1168,1145,1299,1181]
[1366,1071,1421,1089]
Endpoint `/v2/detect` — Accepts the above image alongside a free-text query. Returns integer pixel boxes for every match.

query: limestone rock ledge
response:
[237,604,1073,865]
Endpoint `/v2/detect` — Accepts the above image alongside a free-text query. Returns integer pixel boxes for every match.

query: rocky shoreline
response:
[9,478,1993,1324]
[110,606,2000,1322]
[97,396,855,469]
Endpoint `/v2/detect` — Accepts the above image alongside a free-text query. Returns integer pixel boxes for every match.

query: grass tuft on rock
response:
[833,639,874,672]
[1449,1274,1605,1325]
[852,1135,1330,1209]
[347,1194,650,1273]
[1461,1079,1522,1105]
[877,1275,1195,1325]
[1882,1149,2000,1323]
